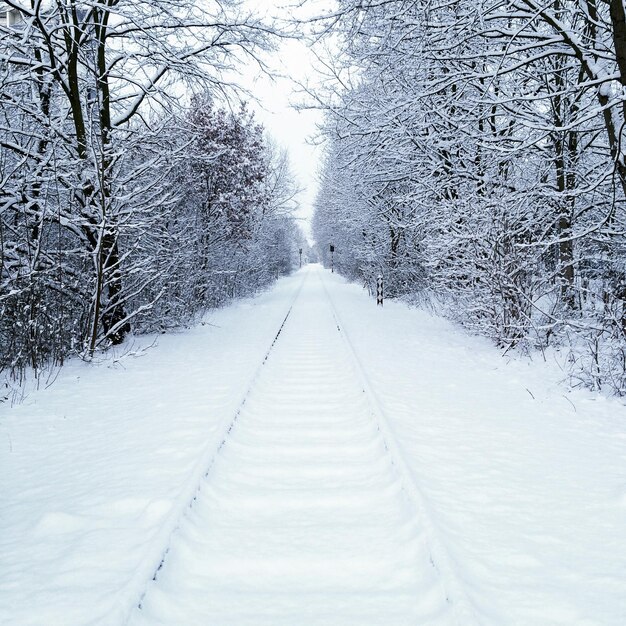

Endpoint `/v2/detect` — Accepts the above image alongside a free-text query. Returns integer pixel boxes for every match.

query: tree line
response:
[311,0,626,394]
[0,0,300,383]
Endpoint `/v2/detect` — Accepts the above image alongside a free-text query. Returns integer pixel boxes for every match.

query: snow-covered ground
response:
[0,277,302,625]
[130,270,453,625]
[2,265,626,625]
[328,271,626,624]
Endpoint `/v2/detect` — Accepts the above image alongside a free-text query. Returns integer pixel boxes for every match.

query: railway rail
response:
[125,266,474,625]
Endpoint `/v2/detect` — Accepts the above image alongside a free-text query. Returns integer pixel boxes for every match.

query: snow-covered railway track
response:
[127,267,463,626]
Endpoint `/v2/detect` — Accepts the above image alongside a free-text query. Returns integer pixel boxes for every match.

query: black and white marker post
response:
[329,244,335,273]
[299,248,303,268]
[376,275,384,306]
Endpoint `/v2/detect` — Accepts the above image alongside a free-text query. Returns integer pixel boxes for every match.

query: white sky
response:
[239,1,330,240]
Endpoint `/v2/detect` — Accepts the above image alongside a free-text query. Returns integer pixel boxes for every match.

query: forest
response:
[0,0,301,384]
[311,0,626,395]
[3,0,626,396]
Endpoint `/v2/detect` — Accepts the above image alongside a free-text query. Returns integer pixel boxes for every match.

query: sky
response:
[239,1,330,241]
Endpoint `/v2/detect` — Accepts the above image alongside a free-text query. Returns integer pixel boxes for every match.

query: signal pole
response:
[376,275,384,306]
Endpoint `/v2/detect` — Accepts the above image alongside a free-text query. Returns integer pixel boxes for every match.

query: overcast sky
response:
[240,1,330,241]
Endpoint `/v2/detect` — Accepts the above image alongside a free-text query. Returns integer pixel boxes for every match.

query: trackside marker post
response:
[376,275,383,306]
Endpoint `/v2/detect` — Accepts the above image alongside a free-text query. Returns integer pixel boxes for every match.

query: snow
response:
[0,276,302,625]
[129,269,453,625]
[2,264,626,625]
[327,269,626,624]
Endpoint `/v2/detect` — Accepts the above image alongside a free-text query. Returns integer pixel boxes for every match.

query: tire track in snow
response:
[116,272,309,625]
[318,270,479,625]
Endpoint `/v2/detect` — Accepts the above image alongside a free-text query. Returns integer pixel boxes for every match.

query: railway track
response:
[126,267,472,626]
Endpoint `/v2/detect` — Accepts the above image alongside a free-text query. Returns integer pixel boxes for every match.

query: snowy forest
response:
[3,0,626,397]
[311,0,626,395]
[0,0,300,381]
